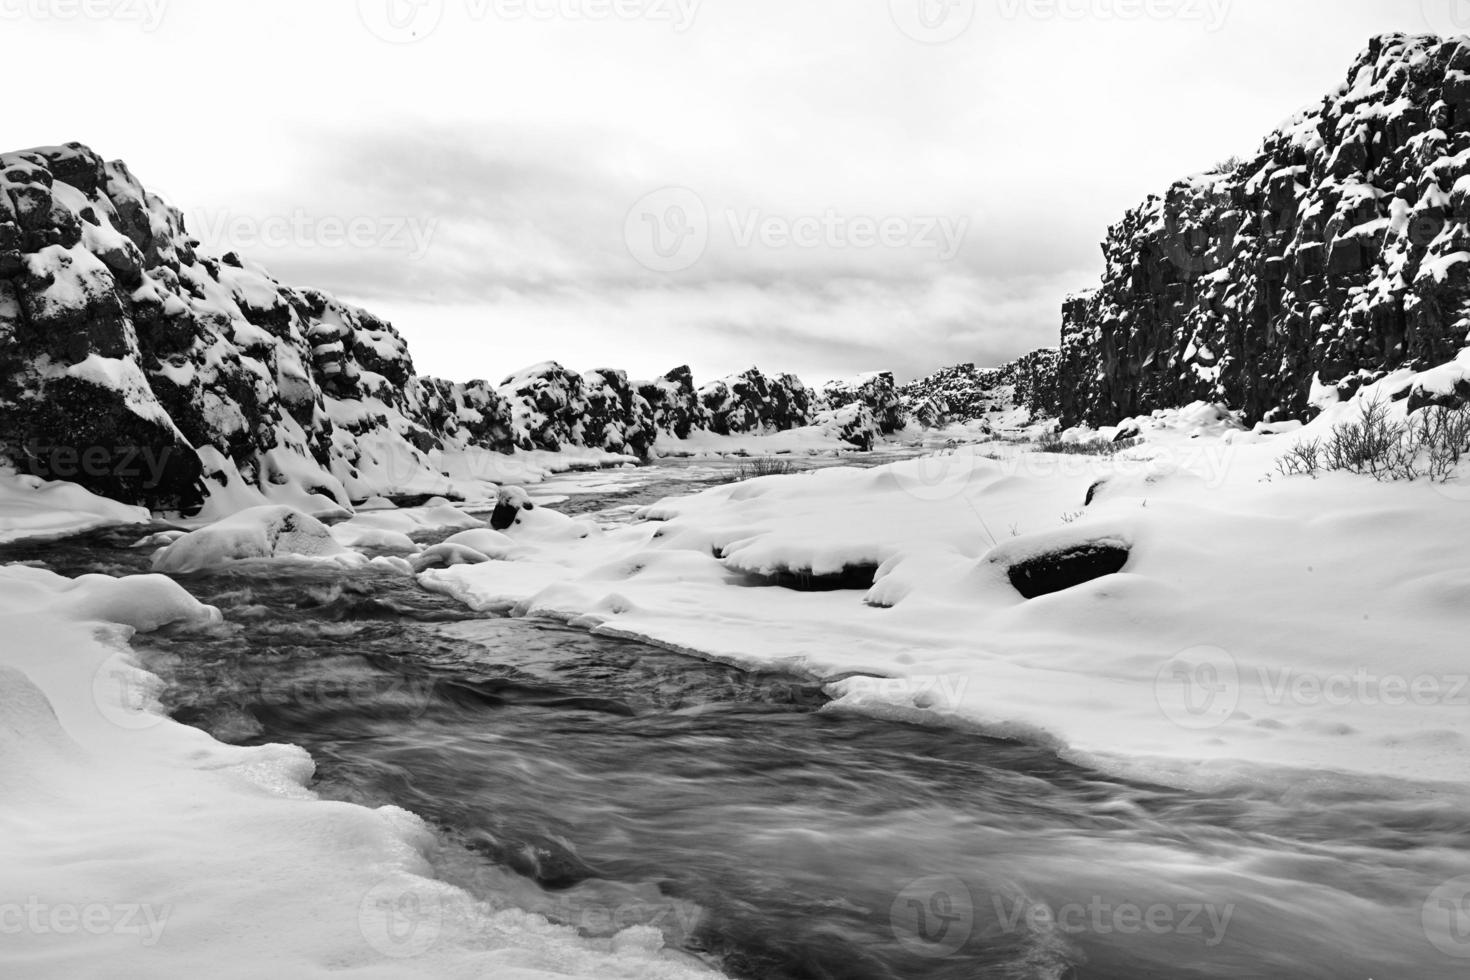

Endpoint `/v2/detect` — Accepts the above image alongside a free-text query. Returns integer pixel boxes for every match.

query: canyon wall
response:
[1058,33,1470,427]
[0,143,901,512]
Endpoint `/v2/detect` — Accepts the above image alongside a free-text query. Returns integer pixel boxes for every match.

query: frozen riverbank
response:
[421,391,1470,793]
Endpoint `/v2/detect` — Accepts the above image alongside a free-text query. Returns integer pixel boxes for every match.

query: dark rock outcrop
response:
[699,367,814,435]
[1058,34,1470,428]
[1007,543,1131,599]
[821,372,905,434]
[899,350,1060,424]
[637,366,708,440]
[0,142,918,510]
[582,368,656,457]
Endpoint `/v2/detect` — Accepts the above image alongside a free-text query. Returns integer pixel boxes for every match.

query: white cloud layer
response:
[3,0,1429,383]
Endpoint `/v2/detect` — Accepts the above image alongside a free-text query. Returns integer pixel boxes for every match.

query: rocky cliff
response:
[0,144,903,513]
[1058,33,1470,428]
[899,350,1059,426]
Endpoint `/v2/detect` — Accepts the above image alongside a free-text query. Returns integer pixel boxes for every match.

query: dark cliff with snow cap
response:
[0,144,902,511]
[1057,33,1470,427]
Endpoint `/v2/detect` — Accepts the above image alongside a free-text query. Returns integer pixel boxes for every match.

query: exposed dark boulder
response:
[1007,544,1131,599]
[742,563,880,592]
[490,486,534,531]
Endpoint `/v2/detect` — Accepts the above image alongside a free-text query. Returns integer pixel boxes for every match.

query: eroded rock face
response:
[499,362,587,452]
[699,367,815,435]
[821,372,905,434]
[899,351,1059,424]
[816,403,881,451]
[1059,33,1470,428]
[582,368,655,457]
[0,142,920,511]
[638,366,708,439]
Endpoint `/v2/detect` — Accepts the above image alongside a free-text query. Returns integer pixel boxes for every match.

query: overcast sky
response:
[4,0,1451,385]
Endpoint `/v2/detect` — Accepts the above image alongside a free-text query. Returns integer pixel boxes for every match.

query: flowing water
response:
[6,463,1468,979]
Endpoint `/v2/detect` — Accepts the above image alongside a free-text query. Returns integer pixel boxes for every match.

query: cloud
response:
[346,268,1088,387]
[175,120,1090,384]
[18,1,1414,387]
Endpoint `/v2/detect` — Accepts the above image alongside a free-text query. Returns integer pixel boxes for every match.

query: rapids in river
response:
[6,459,1467,979]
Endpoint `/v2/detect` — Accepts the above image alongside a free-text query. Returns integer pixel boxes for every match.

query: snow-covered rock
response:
[819,371,905,435]
[150,505,355,573]
[0,142,918,519]
[899,351,1059,425]
[1060,33,1470,427]
[637,365,709,439]
[698,367,815,435]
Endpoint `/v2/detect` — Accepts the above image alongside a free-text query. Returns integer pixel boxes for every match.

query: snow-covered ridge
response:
[0,143,907,514]
[1059,32,1470,428]
[898,348,1060,426]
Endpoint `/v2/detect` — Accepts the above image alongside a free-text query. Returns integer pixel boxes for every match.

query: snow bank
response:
[0,567,720,979]
[422,387,1470,791]
[151,506,358,573]
[0,470,150,543]
[655,425,883,458]
[328,500,489,554]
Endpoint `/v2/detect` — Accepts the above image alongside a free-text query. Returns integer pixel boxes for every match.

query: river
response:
[4,458,1465,978]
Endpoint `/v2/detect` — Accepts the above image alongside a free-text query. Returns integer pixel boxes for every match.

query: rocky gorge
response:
[11,34,1470,513]
[0,143,904,512]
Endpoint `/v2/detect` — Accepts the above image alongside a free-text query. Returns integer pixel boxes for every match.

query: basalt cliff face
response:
[0,144,901,512]
[1058,33,1470,428]
[899,350,1060,426]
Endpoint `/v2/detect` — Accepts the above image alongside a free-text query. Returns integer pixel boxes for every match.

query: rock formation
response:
[1058,33,1470,427]
[0,143,911,512]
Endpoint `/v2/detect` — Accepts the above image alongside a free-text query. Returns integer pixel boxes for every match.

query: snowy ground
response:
[0,565,719,978]
[416,383,1470,794]
[5,377,1470,976]
[0,473,150,543]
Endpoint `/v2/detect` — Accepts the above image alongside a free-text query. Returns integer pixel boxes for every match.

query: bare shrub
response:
[1275,399,1470,484]
[1275,439,1322,479]
[721,457,797,483]
[1037,433,1143,457]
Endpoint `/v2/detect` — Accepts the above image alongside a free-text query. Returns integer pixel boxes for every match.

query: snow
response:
[331,501,486,541]
[151,506,360,573]
[655,424,878,458]
[443,528,518,557]
[421,384,1470,793]
[0,568,720,980]
[0,470,151,542]
[432,446,637,487]
[64,353,180,429]
[411,542,494,571]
